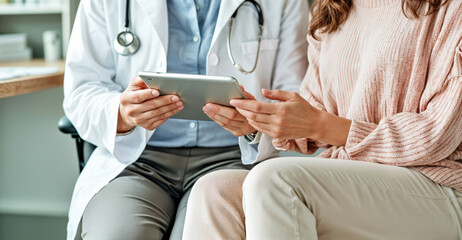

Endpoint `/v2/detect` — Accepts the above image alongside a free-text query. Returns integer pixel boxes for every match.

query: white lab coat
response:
[63,0,309,239]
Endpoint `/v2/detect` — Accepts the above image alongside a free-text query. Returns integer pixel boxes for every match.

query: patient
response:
[182,0,462,239]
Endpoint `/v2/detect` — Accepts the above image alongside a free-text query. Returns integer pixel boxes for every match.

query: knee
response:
[243,158,305,199]
[190,170,248,206]
[82,216,164,240]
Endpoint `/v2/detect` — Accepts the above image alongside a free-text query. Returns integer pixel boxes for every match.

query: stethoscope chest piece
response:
[114,27,140,56]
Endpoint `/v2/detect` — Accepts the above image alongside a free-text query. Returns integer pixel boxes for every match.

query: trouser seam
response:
[288,185,301,240]
[180,148,192,193]
[277,172,308,240]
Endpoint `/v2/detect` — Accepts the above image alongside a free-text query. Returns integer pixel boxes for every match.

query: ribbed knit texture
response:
[274,0,462,192]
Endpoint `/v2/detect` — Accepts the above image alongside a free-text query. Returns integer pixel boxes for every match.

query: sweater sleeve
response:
[345,43,462,166]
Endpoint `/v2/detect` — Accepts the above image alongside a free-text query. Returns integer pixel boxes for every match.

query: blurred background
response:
[0,1,80,240]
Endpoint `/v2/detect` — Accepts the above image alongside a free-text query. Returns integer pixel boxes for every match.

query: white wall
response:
[0,86,78,239]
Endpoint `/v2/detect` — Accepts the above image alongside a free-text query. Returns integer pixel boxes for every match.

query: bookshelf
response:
[0,4,62,14]
[0,0,80,57]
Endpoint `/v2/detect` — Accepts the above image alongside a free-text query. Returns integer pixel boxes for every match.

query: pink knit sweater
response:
[274,0,462,192]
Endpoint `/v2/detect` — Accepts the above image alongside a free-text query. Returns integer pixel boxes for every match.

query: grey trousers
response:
[81,145,251,240]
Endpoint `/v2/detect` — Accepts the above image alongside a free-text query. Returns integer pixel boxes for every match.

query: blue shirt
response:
[147,0,238,148]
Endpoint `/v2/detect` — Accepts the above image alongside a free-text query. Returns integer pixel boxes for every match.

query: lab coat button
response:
[190,122,196,128]
[193,36,199,43]
[209,54,219,66]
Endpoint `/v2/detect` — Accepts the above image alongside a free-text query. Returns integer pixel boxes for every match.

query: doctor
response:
[63,0,308,239]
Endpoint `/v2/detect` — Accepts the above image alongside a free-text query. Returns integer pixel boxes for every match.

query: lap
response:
[244,157,462,239]
[82,173,176,240]
[81,145,249,240]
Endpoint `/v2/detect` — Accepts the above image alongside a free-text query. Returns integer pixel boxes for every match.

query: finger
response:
[247,119,272,134]
[130,101,182,125]
[140,95,181,110]
[239,85,256,100]
[234,107,272,123]
[142,101,183,117]
[205,110,245,129]
[208,116,245,136]
[128,77,150,90]
[262,89,298,102]
[144,106,184,130]
[210,116,238,131]
[229,99,277,114]
[123,89,160,104]
[149,106,183,124]
[148,119,169,131]
[203,104,246,121]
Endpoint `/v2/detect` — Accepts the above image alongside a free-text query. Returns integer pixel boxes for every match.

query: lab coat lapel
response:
[135,0,168,53]
[211,0,245,47]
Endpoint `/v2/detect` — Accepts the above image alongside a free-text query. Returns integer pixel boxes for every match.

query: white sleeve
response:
[63,0,149,163]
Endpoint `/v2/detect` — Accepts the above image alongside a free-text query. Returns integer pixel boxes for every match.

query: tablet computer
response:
[138,71,246,121]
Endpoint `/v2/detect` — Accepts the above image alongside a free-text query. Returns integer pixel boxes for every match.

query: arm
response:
[63,0,121,152]
[344,74,462,166]
[232,73,462,166]
[230,89,351,147]
[233,39,462,166]
[64,0,182,156]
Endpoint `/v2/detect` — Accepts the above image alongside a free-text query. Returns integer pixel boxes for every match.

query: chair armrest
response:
[58,115,78,136]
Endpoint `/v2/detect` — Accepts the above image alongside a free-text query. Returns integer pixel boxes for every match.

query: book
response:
[0,47,32,62]
[0,33,27,52]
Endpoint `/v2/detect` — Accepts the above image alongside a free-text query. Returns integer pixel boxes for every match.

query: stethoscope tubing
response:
[114,0,263,74]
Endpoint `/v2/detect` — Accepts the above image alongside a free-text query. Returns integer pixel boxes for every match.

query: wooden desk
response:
[0,59,65,99]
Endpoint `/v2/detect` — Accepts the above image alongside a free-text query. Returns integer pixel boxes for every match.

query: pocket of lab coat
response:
[238,39,279,79]
[240,39,279,55]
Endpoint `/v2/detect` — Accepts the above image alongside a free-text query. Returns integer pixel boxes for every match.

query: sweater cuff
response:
[345,119,378,155]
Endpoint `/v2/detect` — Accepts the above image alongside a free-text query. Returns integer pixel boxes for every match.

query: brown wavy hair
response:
[309,0,448,39]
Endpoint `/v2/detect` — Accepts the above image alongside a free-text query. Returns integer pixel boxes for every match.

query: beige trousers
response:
[183,157,462,240]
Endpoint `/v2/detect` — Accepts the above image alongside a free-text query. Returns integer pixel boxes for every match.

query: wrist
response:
[117,107,135,133]
[310,108,326,141]
[313,110,351,147]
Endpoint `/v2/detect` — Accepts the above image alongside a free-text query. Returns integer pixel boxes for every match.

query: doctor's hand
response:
[203,86,257,137]
[117,77,184,132]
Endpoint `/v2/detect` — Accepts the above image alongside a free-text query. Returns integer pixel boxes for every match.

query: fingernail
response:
[172,96,180,102]
[178,106,184,110]
[176,102,183,107]
[152,90,159,97]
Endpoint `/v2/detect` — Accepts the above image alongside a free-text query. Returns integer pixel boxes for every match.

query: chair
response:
[58,115,96,172]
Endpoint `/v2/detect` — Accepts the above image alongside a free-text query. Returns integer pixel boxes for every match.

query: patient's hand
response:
[118,77,184,132]
[230,89,351,147]
[230,89,319,140]
[203,86,256,137]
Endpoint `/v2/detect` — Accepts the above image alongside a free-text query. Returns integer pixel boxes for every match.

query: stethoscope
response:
[114,0,263,74]
[227,0,264,74]
[113,0,140,56]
